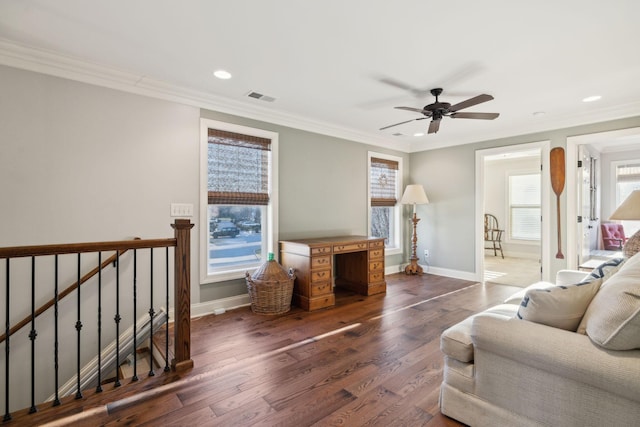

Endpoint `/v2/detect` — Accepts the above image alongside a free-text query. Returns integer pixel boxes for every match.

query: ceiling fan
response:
[380,88,499,134]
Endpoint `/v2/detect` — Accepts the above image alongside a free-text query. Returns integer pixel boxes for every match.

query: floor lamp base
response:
[405,257,423,275]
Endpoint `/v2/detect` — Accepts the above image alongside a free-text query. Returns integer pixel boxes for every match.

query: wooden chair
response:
[484,213,504,259]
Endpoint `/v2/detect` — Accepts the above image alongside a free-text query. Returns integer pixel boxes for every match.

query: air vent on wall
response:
[246,91,276,102]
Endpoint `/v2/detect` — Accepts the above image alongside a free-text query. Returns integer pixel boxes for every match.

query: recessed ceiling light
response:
[413,132,425,137]
[213,70,232,80]
[582,95,601,103]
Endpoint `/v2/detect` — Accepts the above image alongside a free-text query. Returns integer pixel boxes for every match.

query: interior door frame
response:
[566,126,640,269]
[475,140,551,283]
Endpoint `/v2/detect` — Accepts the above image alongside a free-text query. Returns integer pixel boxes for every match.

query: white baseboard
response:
[394,263,479,282]
[185,264,480,319]
[170,294,251,321]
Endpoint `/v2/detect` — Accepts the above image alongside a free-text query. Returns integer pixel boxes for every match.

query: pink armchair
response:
[601,223,628,251]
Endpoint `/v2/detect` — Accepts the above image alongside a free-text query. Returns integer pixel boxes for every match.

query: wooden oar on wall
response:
[550,147,565,259]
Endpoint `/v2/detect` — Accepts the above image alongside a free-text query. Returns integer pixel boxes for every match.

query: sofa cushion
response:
[581,252,640,350]
[441,304,518,362]
[516,278,602,331]
[575,257,626,334]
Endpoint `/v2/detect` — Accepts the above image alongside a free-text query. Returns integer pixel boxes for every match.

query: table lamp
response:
[401,184,429,275]
[609,189,640,258]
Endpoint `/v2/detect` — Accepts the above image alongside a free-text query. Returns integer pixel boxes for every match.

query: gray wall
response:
[199,109,410,300]
[409,116,640,279]
[0,64,410,305]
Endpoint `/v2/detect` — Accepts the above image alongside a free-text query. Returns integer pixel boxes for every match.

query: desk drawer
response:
[311,282,332,296]
[311,255,331,269]
[369,271,384,282]
[369,240,384,248]
[311,269,331,283]
[311,246,331,255]
[369,261,384,272]
[333,242,368,253]
[369,248,383,259]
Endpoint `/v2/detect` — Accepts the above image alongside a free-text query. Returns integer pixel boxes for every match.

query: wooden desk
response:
[279,236,386,311]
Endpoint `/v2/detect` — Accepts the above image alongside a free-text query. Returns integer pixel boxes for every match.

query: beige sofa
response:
[439,253,640,427]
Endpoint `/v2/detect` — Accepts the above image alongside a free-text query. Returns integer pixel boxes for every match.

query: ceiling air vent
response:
[246,91,276,102]
[392,132,404,137]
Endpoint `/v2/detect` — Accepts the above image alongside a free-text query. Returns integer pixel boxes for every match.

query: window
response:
[200,119,278,283]
[508,173,541,241]
[614,160,640,236]
[368,153,402,253]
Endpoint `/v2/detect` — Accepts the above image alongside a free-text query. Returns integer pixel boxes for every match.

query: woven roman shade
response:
[370,157,398,207]
[207,129,271,205]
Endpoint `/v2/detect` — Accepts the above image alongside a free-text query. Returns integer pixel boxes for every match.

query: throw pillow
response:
[582,253,640,350]
[516,278,602,331]
[584,257,625,283]
[575,257,625,334]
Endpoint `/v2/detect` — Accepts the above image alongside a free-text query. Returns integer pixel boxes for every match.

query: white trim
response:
[0,39,408,153]
[199,119,279,285]
[476,141,551,283]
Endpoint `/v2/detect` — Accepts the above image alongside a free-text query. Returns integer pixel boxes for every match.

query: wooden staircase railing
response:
[0,219,194,421]
[0,242,138,344]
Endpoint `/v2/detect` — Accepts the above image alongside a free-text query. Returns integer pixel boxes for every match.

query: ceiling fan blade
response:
[394,106,427,114]
[379,118,419,130]
[449,94,494,112]
[428,119,441,134]
[450,112,500,120]
[378,77,431,98]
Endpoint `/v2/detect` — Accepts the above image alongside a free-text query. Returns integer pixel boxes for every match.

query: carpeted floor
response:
[484,256,541,287]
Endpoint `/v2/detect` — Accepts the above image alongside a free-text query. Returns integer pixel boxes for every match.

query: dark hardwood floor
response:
[10,273,519,426]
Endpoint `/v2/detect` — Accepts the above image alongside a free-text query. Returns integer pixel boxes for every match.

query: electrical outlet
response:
[424,249,430,259]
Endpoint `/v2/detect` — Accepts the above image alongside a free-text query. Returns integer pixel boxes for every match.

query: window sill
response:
[202,265,260,285]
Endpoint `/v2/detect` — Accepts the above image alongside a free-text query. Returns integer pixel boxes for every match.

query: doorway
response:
[566,127,640,269]
[476,141,551,286]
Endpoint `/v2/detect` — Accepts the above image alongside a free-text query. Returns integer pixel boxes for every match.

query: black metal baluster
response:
[29,257,37,413]
[96,252,103,393]
[114,250,121,387]
[148,248,155,377]
[164,247,170,372]
[53,255,60,406]
[4,259,11,422]
[132,249,138,382]
[75,253,83,399]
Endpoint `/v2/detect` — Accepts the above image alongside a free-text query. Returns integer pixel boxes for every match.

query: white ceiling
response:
[1,1,640,153]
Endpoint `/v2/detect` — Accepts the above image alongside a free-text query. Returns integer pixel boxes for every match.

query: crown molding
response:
[0,39,411,153]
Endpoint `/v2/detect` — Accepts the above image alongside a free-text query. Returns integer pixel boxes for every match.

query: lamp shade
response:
[610,190,640,220]
[400,184,429,205]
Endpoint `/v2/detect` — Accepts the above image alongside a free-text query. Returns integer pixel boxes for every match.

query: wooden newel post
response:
[171,219,194,371]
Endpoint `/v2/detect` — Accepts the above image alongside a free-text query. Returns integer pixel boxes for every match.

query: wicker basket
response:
[246,255,295,315]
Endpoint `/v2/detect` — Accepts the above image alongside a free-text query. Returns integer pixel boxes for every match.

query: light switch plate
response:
[170,203,193,217]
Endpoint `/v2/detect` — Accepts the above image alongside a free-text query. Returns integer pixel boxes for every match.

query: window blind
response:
[370,157,398,207]
[207,129,271,205]
[616,163,640,183]
[509,173,541,240]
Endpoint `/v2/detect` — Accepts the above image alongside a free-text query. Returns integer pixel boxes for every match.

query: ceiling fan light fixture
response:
[582,95,601,103]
